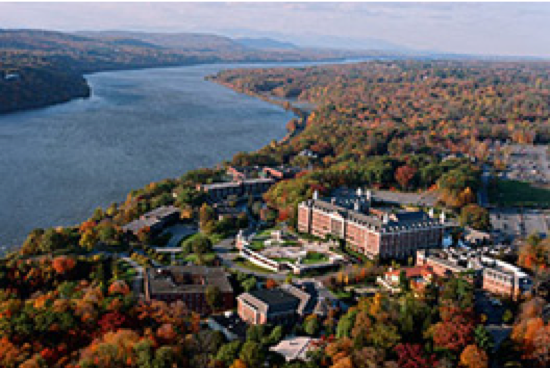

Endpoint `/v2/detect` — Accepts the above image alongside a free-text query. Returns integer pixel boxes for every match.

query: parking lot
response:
[503,144,550,184]
[491,208,550,241]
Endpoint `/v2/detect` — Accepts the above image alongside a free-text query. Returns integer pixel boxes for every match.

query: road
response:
[479,164,491,207]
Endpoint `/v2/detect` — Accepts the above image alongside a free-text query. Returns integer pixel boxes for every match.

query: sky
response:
[1,2,550,57]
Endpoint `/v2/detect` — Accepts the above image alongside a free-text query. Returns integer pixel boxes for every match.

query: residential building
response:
[144,266,234,315]
[122,205,180,235]
[298,190,446,259]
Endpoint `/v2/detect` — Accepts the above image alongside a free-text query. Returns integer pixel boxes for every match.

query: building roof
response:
[238,289,300,314]
[385,266,434,279]
[302,196,440,232]
[270,337,317,361]
[147,266,233,295]
[122,205,180,233]
[209,313,248,339]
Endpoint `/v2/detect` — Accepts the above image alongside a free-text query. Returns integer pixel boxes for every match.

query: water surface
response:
[0,63,297,249]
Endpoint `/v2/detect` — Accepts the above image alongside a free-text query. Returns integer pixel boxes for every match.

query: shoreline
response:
[0,56,349,117]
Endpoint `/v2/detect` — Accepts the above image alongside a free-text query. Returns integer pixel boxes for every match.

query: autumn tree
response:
[460,344,488,368]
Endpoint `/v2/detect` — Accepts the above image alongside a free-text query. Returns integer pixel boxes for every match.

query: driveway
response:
[161,224,197,248]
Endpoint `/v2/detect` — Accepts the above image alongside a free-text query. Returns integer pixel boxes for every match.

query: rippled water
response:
[0,63,297,249]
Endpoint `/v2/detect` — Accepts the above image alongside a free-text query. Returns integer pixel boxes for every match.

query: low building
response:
[122,205,180,235]
[417,249,533,299]
[298,190,446,260]
[208,312,248,341]
[262,166,303,180]
[226,166,261,181]
[416,249,470,278]
[237,282,332,325]
[237,289,300,325]
[464,227,492,247]
[481,257,533,299]
[213,203,243,220]
[383,266,435,289]
[144,266,234,315]
[270,336,318,362]
[197,178,275,201]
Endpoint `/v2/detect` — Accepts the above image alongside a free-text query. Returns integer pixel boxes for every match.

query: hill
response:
[0,29,386,114]
[236,37,297,50]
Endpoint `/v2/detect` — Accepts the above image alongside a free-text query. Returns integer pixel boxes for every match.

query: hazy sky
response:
[1,2,550,57]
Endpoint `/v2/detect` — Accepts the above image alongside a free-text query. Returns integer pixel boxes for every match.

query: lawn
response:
[490,179,550,207]
[248,240,266,251]
[183,252,216,264]
[302,251,329,264]
[233,257,275,273]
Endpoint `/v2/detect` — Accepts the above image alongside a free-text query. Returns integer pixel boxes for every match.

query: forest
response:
[1,59,550,367]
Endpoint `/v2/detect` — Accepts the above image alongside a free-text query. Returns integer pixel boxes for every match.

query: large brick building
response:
[298,190,446,259]
[144,266,234,315]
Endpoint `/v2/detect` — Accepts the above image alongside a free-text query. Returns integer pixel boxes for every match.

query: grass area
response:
[490,179,550,207]
[273,257,296,264]
[248,240,266,251]
[183,252,216,264]
[233,257,275,274]
[302,251,329,264]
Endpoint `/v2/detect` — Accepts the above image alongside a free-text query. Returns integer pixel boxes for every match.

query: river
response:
[0,62,304,250]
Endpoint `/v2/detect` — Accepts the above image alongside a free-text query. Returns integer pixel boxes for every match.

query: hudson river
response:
[0,63,297,249]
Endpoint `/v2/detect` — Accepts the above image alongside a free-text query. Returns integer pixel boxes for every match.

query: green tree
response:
[199,203,216,234]
[242,277,257,292]
[216,341,242,367]
[205,285,222,312]
[303,315,320,336]
[239,341,265,368]
[191,234,213,255]
[460,204,491,231]
[336,310,357,338]
[474,325,494,352]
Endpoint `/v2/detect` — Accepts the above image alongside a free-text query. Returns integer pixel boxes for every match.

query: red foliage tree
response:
[52,256,76,274]
[394,343,438,368]
[395,165,417,190]
[98,311,127,334]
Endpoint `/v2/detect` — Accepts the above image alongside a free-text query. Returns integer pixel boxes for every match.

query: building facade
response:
[298,190,445,259]
[197,177,275,201]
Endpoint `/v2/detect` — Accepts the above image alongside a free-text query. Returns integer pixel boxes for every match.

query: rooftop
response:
[270,337,317,362]
[238,288,300,314]
[147,265,233,295]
